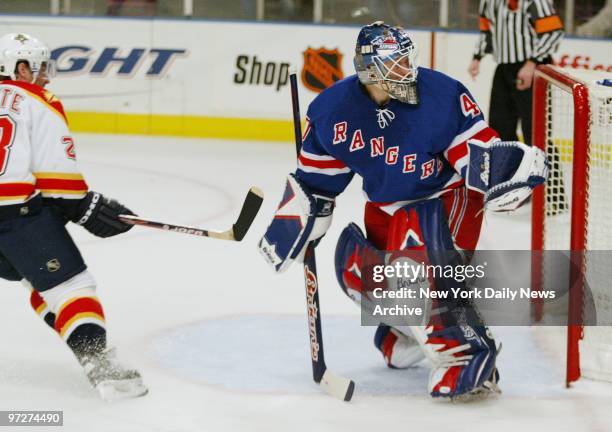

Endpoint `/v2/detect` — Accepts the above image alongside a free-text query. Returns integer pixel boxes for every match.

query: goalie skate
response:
[451,368,501,403]
[405,320,501,400]
[81,347,148,401]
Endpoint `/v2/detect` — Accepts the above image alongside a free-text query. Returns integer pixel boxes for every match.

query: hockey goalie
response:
[259,22,548,401]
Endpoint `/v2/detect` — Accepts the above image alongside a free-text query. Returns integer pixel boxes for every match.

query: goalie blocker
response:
[258,174,334,272]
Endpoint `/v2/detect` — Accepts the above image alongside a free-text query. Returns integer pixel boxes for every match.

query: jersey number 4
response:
[460,93,481,118]
[0,115,16,176]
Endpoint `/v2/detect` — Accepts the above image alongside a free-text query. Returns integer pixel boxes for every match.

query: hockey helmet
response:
[354,21,419,104]
[0,33,53,81]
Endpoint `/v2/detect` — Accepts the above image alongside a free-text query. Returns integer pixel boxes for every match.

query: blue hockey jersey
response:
[295,68,498,214]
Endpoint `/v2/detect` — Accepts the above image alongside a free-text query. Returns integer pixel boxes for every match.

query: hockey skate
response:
[422,323,501,402]
[80,347,148,401]
[450,367,501,403]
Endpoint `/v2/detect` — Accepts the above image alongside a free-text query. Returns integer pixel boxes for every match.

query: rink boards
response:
[0,15,610,141]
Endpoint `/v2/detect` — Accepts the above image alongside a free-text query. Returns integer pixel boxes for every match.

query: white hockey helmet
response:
[0,33,53,81]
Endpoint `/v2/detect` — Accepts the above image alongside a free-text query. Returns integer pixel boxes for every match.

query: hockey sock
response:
[30,290,56,329]
[53,294,107,361]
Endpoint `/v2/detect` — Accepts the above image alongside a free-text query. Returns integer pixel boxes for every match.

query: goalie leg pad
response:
[334,225,424,369]
[339,200,466,316]
[374,324,425,369]
[337,200,499,396]
[334,222,383,303]
[387,198,456,250]
[387,198,465,296]
[386,199,500,399]
[259,174,334,273]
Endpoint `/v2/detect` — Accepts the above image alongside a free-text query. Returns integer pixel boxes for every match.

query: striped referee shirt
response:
[473,0,564,64]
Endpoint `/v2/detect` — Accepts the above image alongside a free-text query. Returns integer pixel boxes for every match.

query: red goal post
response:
[531,64,612,387]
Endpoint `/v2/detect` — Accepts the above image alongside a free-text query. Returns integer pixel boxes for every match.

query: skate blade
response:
[450,382,501,403]
[97,378,149,402]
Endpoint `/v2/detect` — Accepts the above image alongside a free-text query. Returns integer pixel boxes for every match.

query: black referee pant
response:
[488,62,533,145]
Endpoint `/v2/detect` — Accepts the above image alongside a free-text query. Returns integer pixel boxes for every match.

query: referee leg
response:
[513,84,533,145]
[489,64,519,141]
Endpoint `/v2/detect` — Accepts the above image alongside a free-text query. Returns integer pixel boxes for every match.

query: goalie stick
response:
[118,187,263,241]
[290,72,355,402]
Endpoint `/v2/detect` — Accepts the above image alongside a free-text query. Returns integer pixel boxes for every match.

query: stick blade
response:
[232,187,264,241]
[319,369,355,402]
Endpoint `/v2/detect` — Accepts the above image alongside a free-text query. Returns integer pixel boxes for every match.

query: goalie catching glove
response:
[258,174,334,272]
[73,191,135,238]
[466,140,549,211]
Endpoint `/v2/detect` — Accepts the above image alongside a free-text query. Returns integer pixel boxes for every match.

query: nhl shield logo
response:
[14,34,29,44]
[301,47,344,93]
[46,259,61,272]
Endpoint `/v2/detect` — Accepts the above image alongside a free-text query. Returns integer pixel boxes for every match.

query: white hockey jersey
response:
[0,80,88,206]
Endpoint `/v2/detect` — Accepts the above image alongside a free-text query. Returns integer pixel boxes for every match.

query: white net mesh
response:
[543,80,573,250]
[541,67,612,382]
[580,73,612,381]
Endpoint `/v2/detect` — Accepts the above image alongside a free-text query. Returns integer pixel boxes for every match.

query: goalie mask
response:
[0,33,54,82]
[354,21,419,104]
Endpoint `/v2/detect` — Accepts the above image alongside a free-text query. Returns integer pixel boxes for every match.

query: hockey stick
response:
[118,187,263,241]
[290,72,355,401]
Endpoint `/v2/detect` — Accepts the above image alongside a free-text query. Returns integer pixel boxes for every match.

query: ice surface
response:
[1,135,611,432]
[149,316,565,398]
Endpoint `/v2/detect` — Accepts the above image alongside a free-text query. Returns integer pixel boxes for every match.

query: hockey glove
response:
[466,140,548,211]
[73,191,135,238]
[259,174,334,272]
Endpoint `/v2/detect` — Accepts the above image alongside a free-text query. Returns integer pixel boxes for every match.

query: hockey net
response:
[532,65,612,386]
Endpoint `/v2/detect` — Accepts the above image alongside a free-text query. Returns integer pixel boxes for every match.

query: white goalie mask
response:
[354,21,419,104]
[0,33,54,81]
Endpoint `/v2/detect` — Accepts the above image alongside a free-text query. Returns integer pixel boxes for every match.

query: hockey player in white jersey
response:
[0,33,147,401]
